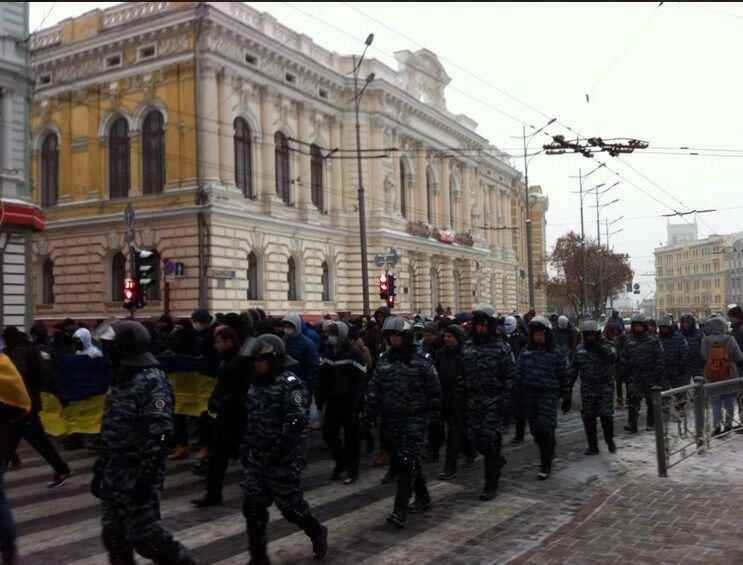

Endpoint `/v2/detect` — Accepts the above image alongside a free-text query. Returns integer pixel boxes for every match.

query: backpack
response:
[705,337,731,382]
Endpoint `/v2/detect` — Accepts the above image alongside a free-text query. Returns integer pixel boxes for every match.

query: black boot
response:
[387,455,415,528]
[536,428,554,480]
[134,536,196,564]
[583,416,599,455]
[282,507,328,561]
[329,464,344,481]
[600,415,617,453]
[420,449,439,463]
[191,491,223,507]
[409,473,431,513]
[386,508,407,528]
[246,506,270,564]
[480,455,504,501]
[102,528,135,565]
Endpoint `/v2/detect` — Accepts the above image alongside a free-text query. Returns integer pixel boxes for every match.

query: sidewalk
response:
[513,435,743,564]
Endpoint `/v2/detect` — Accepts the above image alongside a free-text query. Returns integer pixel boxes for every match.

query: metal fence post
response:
[692,376,705,448]
[652,386,667,477]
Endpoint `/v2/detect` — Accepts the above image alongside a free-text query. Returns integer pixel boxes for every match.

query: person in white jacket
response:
[73,327,103,358]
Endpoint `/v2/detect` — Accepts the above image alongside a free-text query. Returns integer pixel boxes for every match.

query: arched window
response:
[111,252,127,301]
[247,251,260,300]
[287,256,298,301]
[399,159,407,218]
[145,251,161,301]
[42,258,54,304]
[321,260,331,302]
[234,118,253,198]
[310,144,324,212]
[142,111,164,195]
[109,117,130,199]
[426,168,434,224]
[449,174,457,229]
[275,132,290,204]
[41,134,59,207]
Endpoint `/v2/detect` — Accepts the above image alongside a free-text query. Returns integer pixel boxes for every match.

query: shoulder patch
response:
[286,375,298,383]
[153,396,167,411]
[291,392,304,406]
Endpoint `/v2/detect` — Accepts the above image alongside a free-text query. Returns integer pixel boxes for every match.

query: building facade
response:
[29,1,546,322]
[1,2,44,329]
[725,231,743,308]
[655,221,729,319]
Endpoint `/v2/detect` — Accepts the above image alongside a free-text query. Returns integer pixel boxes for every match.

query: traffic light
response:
[388,274,396,298]
[626,283,633,293]
[379,271,389,300]
[134,249,156,309]
[123,278,137,309]
[386,294,395,308]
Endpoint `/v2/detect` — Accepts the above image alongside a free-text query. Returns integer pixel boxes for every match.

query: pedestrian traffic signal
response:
[386,294,395,309]
[123,278,137,309]
[134,249,156,308]
[379,272,389,299]
[387,274,396,298]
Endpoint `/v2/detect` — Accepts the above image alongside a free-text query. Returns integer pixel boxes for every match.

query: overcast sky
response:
[29,2,743,300]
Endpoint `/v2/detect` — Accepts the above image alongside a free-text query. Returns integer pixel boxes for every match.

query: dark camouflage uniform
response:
[620,332,666,429]
[363,346,440,514]
[96,367,192,562]
[241,370,310,513]
[659,330,689,389]
[516,341,571,472]
[573,341,617,419]
[682,327,704,380]
[460,335,515,486]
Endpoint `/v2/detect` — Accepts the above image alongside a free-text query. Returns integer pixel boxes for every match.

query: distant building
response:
[0,2,44,329]
[725,231,743,308]
[654,220,729,318]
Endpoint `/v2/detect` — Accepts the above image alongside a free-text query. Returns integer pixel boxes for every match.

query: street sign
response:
[175,262,185,276]
[374,248,399,269]
[165,260,175,276]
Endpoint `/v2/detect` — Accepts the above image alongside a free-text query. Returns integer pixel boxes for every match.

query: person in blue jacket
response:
[281,313,320,394]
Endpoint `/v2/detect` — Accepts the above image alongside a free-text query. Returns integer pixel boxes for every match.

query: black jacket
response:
[5,338,64,415]
[208,348,250,420]
[317,342,368,409]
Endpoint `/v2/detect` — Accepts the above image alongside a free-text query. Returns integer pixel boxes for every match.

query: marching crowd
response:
[1,302,742,564]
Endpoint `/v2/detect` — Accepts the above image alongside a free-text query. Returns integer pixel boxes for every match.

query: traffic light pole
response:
[128,241,136,320]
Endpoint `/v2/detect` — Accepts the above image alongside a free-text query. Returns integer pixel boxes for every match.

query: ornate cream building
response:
[29,2,547,321]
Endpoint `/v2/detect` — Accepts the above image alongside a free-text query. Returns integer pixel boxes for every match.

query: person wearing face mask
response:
[280,313,320,395]
[361,317,440,528]
[241,334,328,563]
[517,317,573,480]
[316,321,367,484]
[573,320,617,455]
[619,313,666,434]
[553,315,577,361]
[72,327,103,358]
[460,305,516,499]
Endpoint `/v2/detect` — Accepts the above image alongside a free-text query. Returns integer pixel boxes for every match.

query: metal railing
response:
[653,376,743,477]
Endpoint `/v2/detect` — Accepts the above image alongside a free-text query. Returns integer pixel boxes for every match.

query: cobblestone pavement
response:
[7,406,741,564]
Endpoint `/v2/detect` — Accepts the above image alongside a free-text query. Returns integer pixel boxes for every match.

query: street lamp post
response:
[590,184,619,315]
[352,33,375,318]
[605,217,623,309]
[521,118,555,309]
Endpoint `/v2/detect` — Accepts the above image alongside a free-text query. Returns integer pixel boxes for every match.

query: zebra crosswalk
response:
[6,409,641,564]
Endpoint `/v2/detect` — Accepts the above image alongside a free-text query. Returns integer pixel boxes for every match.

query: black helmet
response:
[100,320,159,368]
[382,316,414,345]
[244,333,297,367]
[472,304,497,328]
[580,319,600,333]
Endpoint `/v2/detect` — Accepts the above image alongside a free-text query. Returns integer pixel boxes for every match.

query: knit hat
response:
[191,307,213,324]
[658,316,672,328]
[727,306,743,321]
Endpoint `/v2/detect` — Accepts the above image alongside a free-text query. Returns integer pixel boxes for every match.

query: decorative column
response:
[439,256,455,312]
[416,147,427,223]
[461,166,472,234]
[417,253,432,315]
[370,118,384,213]
[440,159,450,229]
[489,185,498,248]
[1,90,12,172]
[218,70,235,189]
[329,117,343,216]
[199,64,220,186]
[297,103,311,210]
[259,88,276,201]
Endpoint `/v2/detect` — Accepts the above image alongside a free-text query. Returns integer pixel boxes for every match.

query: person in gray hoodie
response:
[701,316,743,435]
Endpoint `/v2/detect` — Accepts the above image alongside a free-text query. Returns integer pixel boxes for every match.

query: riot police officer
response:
[241,334,327,564]
[92,321,195,564]
[573,320,617,454]
[362,317,441,528]
[620,313,666,433]
[460,305,516,500]
[517,316,572,480]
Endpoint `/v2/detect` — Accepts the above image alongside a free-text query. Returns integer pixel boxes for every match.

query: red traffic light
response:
[124,278,136,304]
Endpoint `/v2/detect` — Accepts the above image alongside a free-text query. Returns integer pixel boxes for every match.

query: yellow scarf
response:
[0,353,31,417]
